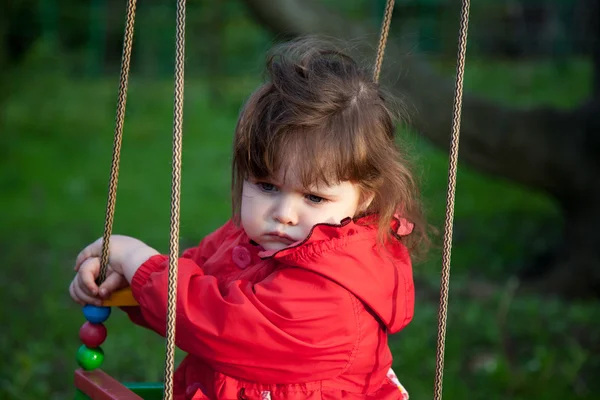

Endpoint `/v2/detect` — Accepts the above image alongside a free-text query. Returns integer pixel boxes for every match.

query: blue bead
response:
[83,304,111,323]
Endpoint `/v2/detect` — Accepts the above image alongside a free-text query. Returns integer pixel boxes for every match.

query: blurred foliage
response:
[9,0,590,78]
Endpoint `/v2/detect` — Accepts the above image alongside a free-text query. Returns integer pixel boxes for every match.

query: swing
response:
[72,0,471,399]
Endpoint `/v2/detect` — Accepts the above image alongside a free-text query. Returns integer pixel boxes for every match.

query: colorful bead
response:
[76,345,105,370]
[79,321,107,348]
[82,304,111,324]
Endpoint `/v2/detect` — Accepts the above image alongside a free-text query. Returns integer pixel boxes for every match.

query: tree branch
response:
[242,0,589,198]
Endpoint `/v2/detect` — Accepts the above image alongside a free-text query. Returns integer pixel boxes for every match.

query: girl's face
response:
[241,168,365,251]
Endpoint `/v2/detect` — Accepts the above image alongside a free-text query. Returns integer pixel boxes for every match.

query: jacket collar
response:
[253,213,413,260]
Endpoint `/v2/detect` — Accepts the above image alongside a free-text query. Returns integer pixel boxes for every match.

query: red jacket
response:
[123,216,414,400]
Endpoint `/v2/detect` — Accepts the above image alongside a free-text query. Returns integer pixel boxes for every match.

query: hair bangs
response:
[255,123,368,191]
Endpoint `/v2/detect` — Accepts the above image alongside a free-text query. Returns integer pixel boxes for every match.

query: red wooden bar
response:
[75,369,143,400]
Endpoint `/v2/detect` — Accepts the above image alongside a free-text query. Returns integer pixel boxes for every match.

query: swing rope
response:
[433,1,471,398]
[163,0,187,398]
[98,0,137,284]
[373,0,472,399]
[96,0,470,399]
[373,0,395,83]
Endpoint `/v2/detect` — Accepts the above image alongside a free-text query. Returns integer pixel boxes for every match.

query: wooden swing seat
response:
[101,287,138,307]
[74,369,163,400]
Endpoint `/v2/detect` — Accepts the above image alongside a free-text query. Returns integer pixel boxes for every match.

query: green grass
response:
[1,58,598,399]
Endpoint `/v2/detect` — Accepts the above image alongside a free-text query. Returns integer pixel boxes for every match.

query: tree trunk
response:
[527,192,600,297]
[241,0,600,298]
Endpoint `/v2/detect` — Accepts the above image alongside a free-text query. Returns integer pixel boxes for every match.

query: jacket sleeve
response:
[119,221,236,332]
[129,255,359,382]
[118,247,198,331]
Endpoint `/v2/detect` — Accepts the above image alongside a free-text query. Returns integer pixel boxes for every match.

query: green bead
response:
[76,345,104,370]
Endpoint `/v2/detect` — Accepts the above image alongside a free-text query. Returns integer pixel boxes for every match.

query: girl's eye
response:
[258,182,277,192]
[306,194,326,204]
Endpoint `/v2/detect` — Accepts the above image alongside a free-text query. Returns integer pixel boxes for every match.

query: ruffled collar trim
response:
[251,213,413,259]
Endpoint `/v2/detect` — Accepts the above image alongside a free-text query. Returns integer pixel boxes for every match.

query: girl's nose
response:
[272,197,298,225]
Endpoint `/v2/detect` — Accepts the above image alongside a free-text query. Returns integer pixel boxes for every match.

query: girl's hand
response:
[74,235,153,275]
[69,235,159,305]
[69,259,126,306]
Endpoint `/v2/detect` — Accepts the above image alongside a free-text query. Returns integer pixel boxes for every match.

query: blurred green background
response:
[1,0,599,399]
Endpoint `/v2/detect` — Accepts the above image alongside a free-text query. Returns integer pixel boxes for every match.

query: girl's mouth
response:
[265,232,295,244]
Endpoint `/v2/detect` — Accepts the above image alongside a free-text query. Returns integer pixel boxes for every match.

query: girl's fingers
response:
[69,280,84,306]
[75,245,93,271]
[73,282,102,306]
[78,257,100,296]
[74,238,102,271]
[98,271,128,298]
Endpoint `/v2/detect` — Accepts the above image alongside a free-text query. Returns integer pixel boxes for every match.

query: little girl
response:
[69,37,426,400]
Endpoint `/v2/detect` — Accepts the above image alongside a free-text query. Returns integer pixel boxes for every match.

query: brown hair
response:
[231,37,428,254]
